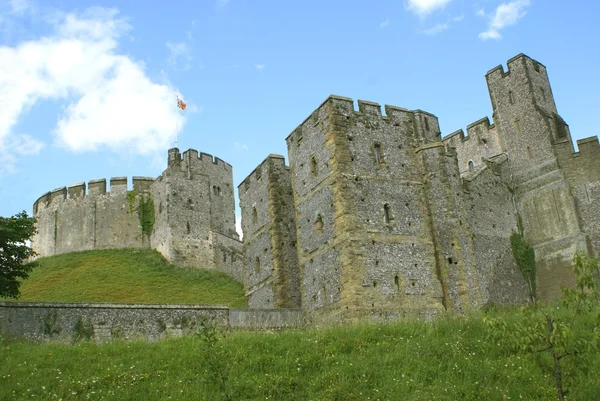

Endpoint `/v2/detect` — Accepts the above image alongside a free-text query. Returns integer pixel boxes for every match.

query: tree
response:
[484,252,600,401]
[0,211,38,298]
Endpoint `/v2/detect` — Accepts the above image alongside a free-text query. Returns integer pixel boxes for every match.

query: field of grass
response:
[1,249,245,307]
[2,308,599,401]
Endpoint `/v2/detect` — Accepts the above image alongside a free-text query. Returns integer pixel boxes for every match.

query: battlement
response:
[167,147,232,172]
[33,176,156,214]
[486,53,547,79]
[443,117,495,144]
[238,154,286,195]
[285,95,438,145]
[576,136,600,154]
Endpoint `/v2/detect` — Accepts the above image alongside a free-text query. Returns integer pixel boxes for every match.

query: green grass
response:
[2,309,599,400]
[2,249,245,307]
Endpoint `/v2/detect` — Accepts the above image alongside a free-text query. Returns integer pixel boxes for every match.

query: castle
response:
[32,54,600,323]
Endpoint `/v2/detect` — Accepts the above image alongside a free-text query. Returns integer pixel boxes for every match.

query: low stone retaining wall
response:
[229,309,305,330]
[0,302,305,344]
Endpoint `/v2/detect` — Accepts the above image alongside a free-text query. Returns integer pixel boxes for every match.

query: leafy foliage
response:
[196,319,232,401]
[138,195,155,239]
[510,215,536,301]
[484,252,600,401]
[126,190,155,240]
[0,211,37,298]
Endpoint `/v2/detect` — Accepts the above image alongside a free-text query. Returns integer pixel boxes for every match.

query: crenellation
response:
[88,179,107,195]
[132,177,154,193]
[109,177,128,194]
[67,183,86,200]
[50,187,67,204]
[357,100,382,116]
[576,136,600,153]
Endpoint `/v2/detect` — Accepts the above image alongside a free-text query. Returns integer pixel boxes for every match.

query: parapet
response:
[166,147,233,173]
[486,53,547,80]
[33,176,158,214]
[238,154,286,194]
[285,95,437,144]
[443,117,495,144]
[576,136,600,154]
[133,177,155,193]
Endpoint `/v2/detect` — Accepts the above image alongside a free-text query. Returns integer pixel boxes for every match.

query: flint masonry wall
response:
[443,117,502,174]
[238,155,300,308]
[440,53,596,302]
[0,302,304,343]
[285,96,474,322]
[461,155,530,305]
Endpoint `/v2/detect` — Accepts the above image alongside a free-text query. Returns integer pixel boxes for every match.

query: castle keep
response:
[32,54,600,322]
[32,149,244,283]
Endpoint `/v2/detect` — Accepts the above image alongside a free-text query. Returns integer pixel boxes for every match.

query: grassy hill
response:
[2,311,599,400]
[2,248,245,307]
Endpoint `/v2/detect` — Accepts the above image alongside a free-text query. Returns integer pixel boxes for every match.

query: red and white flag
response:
[177,97,187,110]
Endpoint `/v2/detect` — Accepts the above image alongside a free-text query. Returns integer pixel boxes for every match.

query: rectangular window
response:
[374,144,383,164]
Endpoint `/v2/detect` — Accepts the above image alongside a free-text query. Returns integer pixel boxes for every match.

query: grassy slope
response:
[2,249,245,307]
[2,311,599,400]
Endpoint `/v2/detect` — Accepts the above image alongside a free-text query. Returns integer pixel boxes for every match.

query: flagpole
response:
[175,96,179,149]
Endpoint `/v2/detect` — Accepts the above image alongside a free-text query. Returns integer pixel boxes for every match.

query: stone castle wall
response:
[31,149,243,281]
[32,177,155,256]
[29,53,600,325]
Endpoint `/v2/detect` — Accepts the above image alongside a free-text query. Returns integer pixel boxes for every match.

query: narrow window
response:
[255,256,261,274]
[315,214,324,233]
[424,117,430,132]
[540,87,546,102]
[509,90,514,105]
[310,156,318,177]
[223,250,227,262]
[217,186,221,196]
[515,119,522,135]
[374,143,383,164]
[394,275,400,291]
[468,160,474,171]
[213,185,217,195]
[383,204,391,224]
[252,207,258,225]
[186,221,191,234]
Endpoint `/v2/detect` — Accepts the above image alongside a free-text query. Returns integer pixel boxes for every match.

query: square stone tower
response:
[283,96,482,322]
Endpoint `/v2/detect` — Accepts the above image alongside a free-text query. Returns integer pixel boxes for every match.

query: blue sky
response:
[1,0,599,235]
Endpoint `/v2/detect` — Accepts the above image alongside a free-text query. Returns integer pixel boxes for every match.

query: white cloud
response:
[166,41,192,70]
[423,23,449,35]
[254,64,265,70]
[406,0,452,17]
[452,13,464,22]
[0,7,185,171]
[380,19,390,28]
[0,133,44,174]
[478,0,531,40]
